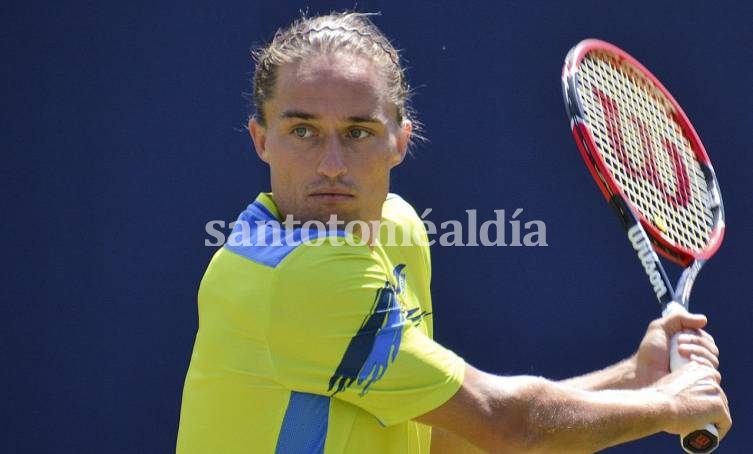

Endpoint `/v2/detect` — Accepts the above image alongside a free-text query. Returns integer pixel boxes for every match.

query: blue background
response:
[4,0,751,452]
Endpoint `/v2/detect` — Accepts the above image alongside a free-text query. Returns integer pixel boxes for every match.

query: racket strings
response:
[577,52,713,253]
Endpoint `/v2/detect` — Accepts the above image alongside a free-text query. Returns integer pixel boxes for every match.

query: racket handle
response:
[663,302,720,453]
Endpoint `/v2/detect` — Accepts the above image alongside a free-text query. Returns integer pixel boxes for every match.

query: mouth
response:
[308,188,355,202]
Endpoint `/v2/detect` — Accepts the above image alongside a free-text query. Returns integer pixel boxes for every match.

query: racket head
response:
[562,39,725,266]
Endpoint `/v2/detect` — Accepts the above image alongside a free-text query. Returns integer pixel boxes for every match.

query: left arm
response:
[560,356,640,391]
[428,309,722,450]
[561,309,719,391]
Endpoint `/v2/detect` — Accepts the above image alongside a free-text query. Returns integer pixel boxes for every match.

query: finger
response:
[687,329,718,350]
[678,342,720,370]
[720,388,729,409]
[695,328,715,341]
[683,351,718,369]
[683,361,721,383]
[661,310,707,334]
[696,329,718,352]
[677,332,720,359]
[716,405,732,440]
[676,311,708,330]
[705,366,723,384]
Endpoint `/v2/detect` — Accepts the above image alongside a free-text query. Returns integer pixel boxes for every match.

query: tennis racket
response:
[561,39,726,453]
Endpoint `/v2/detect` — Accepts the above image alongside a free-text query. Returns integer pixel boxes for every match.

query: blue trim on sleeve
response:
[275,392,330,454]
[224,200,346,268]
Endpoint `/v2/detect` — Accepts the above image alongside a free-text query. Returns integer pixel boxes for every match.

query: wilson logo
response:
[594,87,691,208]
[627,225,668,299]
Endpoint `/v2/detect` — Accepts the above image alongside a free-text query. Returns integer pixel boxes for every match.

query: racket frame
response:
[562,39,725,270]
[562,39,726,453]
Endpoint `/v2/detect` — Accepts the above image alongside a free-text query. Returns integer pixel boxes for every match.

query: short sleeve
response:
[267,242,465,426]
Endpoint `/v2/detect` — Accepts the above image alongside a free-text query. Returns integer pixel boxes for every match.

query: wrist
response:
[622,354,641,388]
[643,385,676,433]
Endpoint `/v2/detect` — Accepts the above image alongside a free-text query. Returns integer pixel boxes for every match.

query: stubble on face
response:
[252,52,408,229]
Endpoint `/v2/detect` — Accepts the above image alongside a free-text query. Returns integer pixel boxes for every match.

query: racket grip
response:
[663,302,720,454]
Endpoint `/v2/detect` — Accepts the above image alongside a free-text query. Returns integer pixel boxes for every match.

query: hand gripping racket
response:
[562,39,726,453]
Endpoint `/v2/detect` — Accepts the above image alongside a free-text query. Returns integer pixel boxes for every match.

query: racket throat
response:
[609,195,677,306]
[628,224,670,300]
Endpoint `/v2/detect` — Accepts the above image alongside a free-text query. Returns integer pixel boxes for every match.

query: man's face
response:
[249,53,410,225]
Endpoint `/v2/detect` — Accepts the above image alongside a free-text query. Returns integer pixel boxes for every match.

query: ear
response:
[248,117,269,163]
[391,119,412,168]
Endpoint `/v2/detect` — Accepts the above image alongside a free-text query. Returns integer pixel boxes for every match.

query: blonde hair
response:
[251,11,416,132]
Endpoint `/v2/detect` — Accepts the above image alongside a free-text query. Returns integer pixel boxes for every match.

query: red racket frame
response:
[562,39,725,267]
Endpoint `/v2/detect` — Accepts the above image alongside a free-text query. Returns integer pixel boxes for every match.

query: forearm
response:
[559,355,641,391]
[421,356,727,453]
[499,376,669,453]
[421,366,672,454]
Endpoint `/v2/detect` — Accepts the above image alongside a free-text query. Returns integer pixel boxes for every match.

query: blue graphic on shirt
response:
[355,288,405,395]
[393,264,407,295]
[405,307,431,327]
[328,265,413,396]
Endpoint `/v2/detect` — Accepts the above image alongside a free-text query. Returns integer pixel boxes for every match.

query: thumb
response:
[663,308,707,333]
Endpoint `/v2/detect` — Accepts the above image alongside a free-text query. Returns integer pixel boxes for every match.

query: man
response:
[177,11,731,453]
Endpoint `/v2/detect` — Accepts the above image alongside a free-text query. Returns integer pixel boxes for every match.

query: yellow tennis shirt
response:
[176,193,465,453]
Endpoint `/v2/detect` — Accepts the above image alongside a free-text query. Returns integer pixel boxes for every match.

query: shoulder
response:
[268,242,396,335]
[382,193,429,240]
[380,193,431,257]
[383,193,424,227]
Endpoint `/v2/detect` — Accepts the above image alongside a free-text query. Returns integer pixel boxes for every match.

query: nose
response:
[317,134,348,179]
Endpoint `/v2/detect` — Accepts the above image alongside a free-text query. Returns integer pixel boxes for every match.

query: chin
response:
[296,209,356,226]
[323,212,359,226]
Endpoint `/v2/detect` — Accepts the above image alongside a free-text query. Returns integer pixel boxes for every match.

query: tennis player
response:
[176,11,730,453]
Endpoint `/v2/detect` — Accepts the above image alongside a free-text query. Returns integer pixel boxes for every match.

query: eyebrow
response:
[279,110,381,124]
[280,110,317,120]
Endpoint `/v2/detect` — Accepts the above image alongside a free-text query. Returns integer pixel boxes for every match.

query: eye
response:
[347,128,372,140]
[291,126,314,139]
